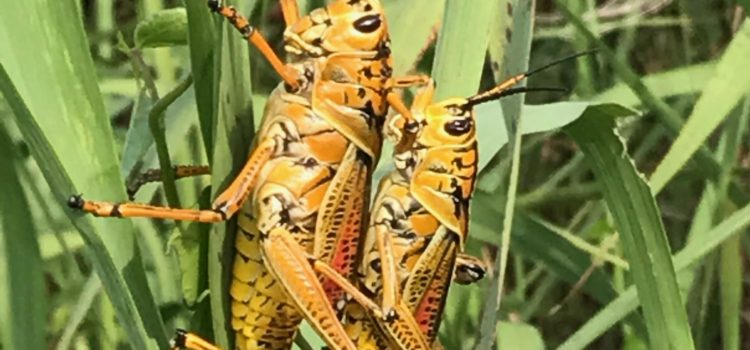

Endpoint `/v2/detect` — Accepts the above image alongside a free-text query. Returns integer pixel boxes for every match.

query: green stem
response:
[148,75,194,209]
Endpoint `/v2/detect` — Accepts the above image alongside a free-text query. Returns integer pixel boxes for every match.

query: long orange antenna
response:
[464,50,596,108]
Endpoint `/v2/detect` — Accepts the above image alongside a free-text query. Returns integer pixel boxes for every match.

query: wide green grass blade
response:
[184,0,219,158]
[565,108,694,349]
[649,22,750,192]
[384,0,443,75]
[487,0,513,82]
[0,123,46,350]
[431,0,494,99]
[0,0,167,345]
[208,1,256,346]
[475,102,594,170]
[0,63,160,349]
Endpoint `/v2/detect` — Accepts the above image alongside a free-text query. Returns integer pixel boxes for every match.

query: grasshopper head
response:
[285,0,389,56]
[414,98,477,149]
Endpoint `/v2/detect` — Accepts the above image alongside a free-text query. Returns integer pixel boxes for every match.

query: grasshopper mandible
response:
[68,1,426,349]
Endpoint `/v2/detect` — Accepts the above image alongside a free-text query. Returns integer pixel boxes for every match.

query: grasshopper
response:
[334,53,591,349]
[68,0,426,349]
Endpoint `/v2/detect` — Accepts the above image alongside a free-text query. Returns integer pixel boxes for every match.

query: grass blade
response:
[149,75,195,212]
[184,0,219,158]
[477,0,535,347]
[554,0,749,205]
[0,0,169,346]
[592,62,717,107]
[715,99,750,350]
[55,276,102,350]
[649,22,750,192]
[431,0,494,99]
[0,62,160,349]
[384,0,443,75]
[0,122,46,350]
[559,200,750,349]
[565,107,694,349]
[471,195,624,305]
[208,1,256,346]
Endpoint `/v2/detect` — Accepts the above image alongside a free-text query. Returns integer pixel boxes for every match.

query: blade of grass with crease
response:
[564,106,694,350]
[0,0,168,347]
[477,0,534,348]
[649,23,750,192]
[0,122,46,350]
[207,0,256,346]
[0,62,161,349]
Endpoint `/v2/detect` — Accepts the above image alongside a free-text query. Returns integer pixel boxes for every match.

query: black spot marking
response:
[374,39,391,59]
[213,208,227,220]
[353,14,381,33]
[111,205,122,218]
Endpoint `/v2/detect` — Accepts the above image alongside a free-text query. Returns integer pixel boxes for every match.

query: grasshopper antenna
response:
[464,50,596,109]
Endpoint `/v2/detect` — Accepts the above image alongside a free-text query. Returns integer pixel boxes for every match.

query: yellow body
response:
[343,82,480,349]
[227,1,398,348]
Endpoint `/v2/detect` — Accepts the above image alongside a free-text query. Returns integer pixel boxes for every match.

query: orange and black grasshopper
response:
[329,53,589,349]
[68,0,426,349]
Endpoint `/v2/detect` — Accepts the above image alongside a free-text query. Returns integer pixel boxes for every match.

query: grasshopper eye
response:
[353,14,381,33]
[444,118,473,136]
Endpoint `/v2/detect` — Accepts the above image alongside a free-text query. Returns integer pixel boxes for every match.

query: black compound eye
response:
[444,118,473,136]
[353,14,381,33]
[369,258,382,273]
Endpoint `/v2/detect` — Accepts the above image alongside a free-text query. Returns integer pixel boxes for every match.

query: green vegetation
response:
[1,0,748,349]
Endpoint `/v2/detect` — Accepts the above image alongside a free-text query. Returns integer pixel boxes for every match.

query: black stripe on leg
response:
[110,204,122,218]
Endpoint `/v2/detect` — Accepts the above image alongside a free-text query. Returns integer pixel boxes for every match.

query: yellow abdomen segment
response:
[231,212,302,350]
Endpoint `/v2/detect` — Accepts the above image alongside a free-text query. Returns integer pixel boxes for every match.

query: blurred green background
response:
[1,0,749,349]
